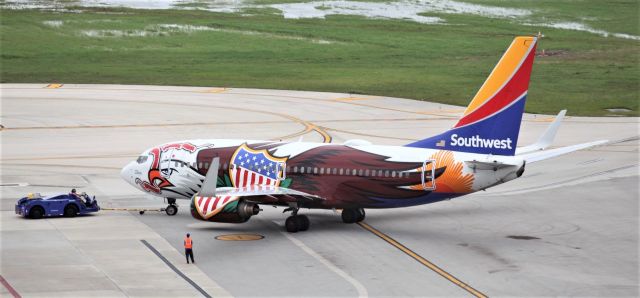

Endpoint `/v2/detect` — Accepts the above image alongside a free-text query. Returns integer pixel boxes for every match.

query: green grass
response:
[0,2,638,116]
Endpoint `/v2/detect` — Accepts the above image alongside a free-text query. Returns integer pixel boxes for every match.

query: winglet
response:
[516,110,566,155]
[198,157,219,197]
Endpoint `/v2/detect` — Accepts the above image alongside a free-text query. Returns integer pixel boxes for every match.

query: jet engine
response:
[190,197,260,223]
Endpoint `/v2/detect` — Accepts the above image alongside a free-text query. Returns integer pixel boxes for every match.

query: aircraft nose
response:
[120,162,136,186]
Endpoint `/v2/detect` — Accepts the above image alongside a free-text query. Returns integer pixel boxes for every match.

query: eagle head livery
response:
[121,35,606,233]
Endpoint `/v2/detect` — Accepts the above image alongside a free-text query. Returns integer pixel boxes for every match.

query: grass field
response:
[1,1,638,116]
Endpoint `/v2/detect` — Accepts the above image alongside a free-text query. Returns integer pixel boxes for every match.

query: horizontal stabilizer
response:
[516,110,566,155]
[522,140,608,163]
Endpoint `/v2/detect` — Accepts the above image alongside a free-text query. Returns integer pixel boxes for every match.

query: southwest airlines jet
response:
[121,36,605,232]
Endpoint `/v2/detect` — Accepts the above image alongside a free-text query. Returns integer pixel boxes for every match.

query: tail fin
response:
[407,36,538,156]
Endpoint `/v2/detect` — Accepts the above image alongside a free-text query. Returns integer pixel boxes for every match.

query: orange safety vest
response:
[184,237,192,249]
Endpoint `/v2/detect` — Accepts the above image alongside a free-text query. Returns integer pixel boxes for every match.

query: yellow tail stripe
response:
[464,36,535,116]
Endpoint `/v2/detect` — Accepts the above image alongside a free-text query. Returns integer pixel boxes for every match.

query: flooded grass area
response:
[1,1,638,116]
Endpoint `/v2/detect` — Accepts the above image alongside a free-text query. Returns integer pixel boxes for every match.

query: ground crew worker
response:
[184,233,195,264]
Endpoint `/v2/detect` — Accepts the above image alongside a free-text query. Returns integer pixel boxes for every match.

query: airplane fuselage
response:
[121,139,525,209]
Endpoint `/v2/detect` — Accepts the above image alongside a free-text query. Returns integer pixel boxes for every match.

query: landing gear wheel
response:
[165,205,178,216]
[285,216,299,233]
[356,208,365,222]
[165,198,178,216]
[297,215,310,231]
[341,209,358,224]
[64,205,78,217]
[285,215,310,233]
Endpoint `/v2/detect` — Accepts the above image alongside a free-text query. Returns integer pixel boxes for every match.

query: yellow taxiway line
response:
[201,87,229,93]
[334,96,377,101]
[357,222,488,298]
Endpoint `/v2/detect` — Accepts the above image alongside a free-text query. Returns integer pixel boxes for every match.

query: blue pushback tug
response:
[15,192,100,219]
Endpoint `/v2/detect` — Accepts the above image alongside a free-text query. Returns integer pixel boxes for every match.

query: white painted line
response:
[274,221,368,297]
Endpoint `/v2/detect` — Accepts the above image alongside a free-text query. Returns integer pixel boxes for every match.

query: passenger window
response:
[352,169,357,176]
[320,168,324,175]
[391,171,396,178]
[365,169,370,176]
[339,168,344,175]
[385,170,389,177]
[307,167,312,173]
[332,168,337,175]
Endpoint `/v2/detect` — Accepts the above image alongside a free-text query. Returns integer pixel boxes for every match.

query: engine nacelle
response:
[190,196,260,223]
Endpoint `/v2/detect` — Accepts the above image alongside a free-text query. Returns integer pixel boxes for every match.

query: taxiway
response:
[1,84,638,297]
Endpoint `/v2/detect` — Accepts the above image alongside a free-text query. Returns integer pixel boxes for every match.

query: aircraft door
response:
[275,162,286,181]
[422,159,437,191]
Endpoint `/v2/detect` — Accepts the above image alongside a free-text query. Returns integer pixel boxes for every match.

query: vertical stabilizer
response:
[407,36,538,156]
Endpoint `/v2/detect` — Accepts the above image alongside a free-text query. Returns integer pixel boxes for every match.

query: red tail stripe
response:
[455,46,536,128]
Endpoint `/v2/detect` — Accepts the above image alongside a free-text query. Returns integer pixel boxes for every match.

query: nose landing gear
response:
[165,198,178,216]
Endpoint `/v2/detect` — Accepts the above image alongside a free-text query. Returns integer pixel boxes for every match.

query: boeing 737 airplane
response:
[121,35,606,232]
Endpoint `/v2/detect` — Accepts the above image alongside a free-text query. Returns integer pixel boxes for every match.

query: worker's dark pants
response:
[185,248,194,263]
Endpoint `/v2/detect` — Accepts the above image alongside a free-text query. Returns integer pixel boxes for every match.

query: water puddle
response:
[77,23,336,44]
[6,0,639,40]
[524,22,640,41]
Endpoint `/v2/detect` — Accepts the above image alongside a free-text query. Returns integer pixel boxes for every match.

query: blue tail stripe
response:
[406,95,526,155]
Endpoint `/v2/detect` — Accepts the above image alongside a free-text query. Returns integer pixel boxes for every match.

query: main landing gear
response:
[165,198,178,216]
[341,208,365,224]
[283,203,310,233]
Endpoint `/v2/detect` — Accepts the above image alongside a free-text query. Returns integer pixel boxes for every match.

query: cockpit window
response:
[136,155,148,164]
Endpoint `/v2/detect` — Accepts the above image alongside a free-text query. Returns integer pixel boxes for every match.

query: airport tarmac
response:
[1,83,638,297]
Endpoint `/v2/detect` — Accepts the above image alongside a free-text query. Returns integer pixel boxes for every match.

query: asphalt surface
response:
[1,84,638,297]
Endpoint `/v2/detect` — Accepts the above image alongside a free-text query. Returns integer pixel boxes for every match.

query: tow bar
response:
[101,207,167,215]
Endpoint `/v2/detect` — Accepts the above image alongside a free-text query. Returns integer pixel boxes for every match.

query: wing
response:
[513,109,607,163]
[196,156,324,205]
[516,110,566,155]
[215,185,324,205]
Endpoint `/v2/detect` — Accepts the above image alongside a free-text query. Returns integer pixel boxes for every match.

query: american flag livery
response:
[229,144,287,188]
[194,195,239,219]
